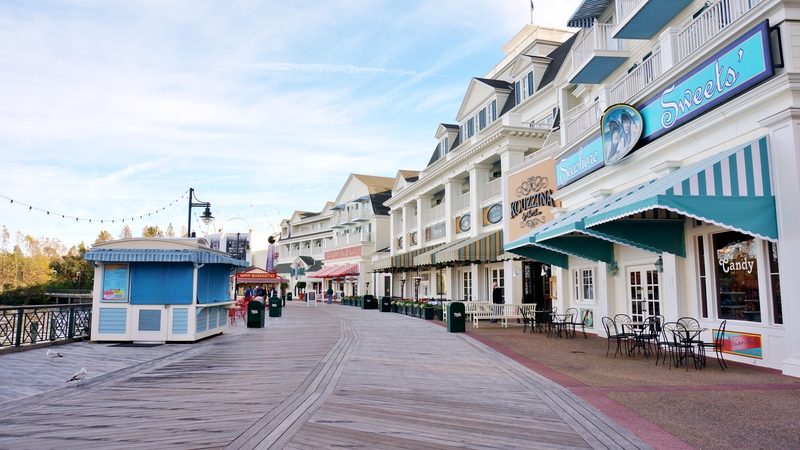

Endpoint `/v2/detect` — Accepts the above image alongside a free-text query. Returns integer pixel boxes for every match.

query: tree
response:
[95,230,113,244]
[165,223,176,237]
[119,225,133,240]
[142,225,164,237]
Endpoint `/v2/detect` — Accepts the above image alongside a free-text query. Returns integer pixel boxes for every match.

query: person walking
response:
[492,282,503,323]
[326,286,333,305]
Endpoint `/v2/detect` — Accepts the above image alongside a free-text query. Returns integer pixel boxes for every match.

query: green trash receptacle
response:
[247,300,265,328]
[447,302,466,333]
[286,292,292,302]
[379,296,392,312]
[362,295,377,310]
[269,297,282,318]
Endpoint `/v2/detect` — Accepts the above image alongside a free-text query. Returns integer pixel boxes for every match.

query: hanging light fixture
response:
[607,262,619,277]
[540,265,549,277]
[654,256,664,273]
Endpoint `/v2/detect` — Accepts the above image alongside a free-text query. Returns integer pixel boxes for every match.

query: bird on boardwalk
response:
[46,349,63,362]
[67,367,87,385]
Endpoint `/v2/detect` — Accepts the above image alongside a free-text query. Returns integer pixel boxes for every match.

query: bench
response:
[472,303,537,329]
[442,301,491,322]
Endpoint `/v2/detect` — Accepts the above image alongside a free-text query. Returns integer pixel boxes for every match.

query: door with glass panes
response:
[627,265,661,322]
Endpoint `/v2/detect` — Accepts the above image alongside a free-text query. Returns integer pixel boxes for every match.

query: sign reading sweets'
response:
[555,21,773,188]
[324,246,362,261]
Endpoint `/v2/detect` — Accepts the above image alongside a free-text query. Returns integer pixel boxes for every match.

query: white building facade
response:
[506,0,800,375]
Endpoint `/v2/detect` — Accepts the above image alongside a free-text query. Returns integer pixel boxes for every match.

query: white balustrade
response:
[675,0,762,61]
[572,22,626,72]
[609,50,662,104]
[455,193,470,211]
[425,204,445,223]
[484,178,502,201]
[565,101,601,145]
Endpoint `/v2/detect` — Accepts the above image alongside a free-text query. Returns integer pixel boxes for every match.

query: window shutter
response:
[491,99,497,121]
[527,71,534,96]
[515,81,521,104]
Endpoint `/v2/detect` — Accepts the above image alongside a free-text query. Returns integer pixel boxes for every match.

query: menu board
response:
[102,263,129,302]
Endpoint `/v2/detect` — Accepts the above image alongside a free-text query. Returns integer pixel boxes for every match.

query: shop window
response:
[573,268,595,302]
[714,231,760,322]
[462,271,472,301]
[437,271,447,296]
[697,236,709,318]
[769,242,782,324]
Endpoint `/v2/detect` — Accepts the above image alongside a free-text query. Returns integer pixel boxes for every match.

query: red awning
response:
[308,263,359,278]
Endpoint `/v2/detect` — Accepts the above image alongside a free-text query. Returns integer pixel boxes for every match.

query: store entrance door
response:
[522,261,551,309]
[627,265,662,322]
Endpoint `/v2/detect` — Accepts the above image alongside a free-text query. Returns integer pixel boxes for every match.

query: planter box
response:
[423,308,435,320]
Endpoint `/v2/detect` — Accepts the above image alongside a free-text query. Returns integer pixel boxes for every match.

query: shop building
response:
[378,25,575,305]
[274,209,334,297]
[505,0,799,374]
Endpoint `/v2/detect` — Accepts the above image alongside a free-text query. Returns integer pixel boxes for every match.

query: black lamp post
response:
[187,187,214,237]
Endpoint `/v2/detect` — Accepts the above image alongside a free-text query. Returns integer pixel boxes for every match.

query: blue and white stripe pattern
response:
[84,249,250,266]
[567,0,611,28]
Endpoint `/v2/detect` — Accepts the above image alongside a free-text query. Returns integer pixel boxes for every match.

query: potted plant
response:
[421,303,435,320]
[435,303,444,320]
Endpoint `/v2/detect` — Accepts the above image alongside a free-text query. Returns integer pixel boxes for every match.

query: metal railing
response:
[565,101,602,144]
[0,304,91,348]
[609,50,663,104]
[675,0,762,61]
[572,22,627,71]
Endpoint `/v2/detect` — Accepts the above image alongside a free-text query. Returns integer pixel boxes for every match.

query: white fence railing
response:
[565,101,601,145]
[572,22,626,71]
[456,193,470,211]
[484,179,502,201]
[675,0,762,61]
[609,50,663,104]
[616,0,642,22]
[425,204,445,223]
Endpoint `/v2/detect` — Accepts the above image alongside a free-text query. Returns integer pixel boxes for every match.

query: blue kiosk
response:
[84,237,249,343]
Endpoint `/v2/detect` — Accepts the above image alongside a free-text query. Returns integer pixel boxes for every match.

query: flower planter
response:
[423,308,435,320]
[436,309,443,321]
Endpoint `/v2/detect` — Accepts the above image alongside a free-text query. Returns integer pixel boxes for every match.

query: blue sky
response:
[0,0,580,248]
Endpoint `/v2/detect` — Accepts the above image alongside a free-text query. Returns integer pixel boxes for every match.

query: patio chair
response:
[532,307,551,335]
[636,316,661,358]
[698,320,728,370]
[663,322,701,371]
[601,316,627,358]
[564,307,587,339]
[519,307,532,334]
[677,317,700,330]
[613,314,637,346]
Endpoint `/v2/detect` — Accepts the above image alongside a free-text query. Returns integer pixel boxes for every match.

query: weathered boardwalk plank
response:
[0,303,650,449]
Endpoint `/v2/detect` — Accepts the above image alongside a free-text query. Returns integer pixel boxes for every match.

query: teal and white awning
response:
[585,136,777,242]
[567,0,612,28]
[84,249,250,267]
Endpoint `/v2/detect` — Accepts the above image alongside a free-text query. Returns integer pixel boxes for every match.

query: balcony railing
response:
[609,50,663,104]
[335,231,373,247]
[349,208,370,221]
[455,193,470,211]
[425,204,445,223]
[521,121,554,130]
[675,0,762,61]
[572,22,627,71]
[484,178,502,201]
[565,101,601,145]
[616,0,641,21]
[0,304,91,348]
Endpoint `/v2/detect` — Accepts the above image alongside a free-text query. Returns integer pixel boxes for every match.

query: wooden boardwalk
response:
[0,303,651,449]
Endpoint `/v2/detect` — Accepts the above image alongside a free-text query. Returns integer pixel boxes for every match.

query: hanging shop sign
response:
[601,104,643,165]
[507,159,560,242]
[324,246,362,260]
[425,223,446,240]
[456,214,471,233]
[639,20,774,145]
[483,204,503,225]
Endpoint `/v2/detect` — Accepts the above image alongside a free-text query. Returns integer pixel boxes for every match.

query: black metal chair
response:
[519,307,532,334]
[532,307,552,335]
[698,320,728,370]
[663,322,701,371]
[564,307,587,339]
[636,316,661,358]
[602,316,627,358]
[613,314,636,351]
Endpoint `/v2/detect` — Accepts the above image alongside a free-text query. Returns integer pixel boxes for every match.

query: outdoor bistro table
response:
[622,322,648,357]
[675,327,709,370]
[550,313,572,339]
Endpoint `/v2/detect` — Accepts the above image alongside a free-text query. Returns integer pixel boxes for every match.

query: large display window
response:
[713,231,760,322]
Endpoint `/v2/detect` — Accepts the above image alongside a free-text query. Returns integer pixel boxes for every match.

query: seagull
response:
[67,367,87,385]
[46,349,63,362]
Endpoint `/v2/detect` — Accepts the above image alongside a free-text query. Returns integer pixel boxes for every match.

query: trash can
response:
[269,297,282,318]
[362,295,377,310]
[447,302,466,333]
[380,296,392,312]
[286,292,292,302]
[247,300,265,328]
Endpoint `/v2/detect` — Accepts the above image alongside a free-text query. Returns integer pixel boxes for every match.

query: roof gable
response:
[455,78,512,122]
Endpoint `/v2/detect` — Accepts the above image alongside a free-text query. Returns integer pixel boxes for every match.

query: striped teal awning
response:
[567,0,612,28]
[84,249,250,267]
[585,137,777,242]
[435,230,503,264]
[414,236,471,266]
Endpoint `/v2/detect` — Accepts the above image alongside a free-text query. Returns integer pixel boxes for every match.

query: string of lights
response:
[0,190,191,225]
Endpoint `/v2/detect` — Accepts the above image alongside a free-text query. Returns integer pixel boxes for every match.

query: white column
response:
[596,262,611,336]
[416,194,432,244]
[658,27,679,72]
[468,163,490,238]
[444,178,460,244]
[760,108,800,377]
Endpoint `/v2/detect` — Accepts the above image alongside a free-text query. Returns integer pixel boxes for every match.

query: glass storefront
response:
[713,231,760,322]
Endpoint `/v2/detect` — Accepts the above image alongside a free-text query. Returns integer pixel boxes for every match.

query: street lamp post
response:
[187,187,214,238]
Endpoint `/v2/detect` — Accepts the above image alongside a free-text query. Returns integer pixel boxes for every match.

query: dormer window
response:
[464,99,498,139]
[440,136,449,157]
[514,71,534,104]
